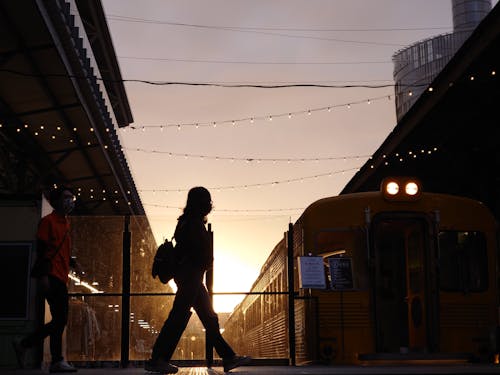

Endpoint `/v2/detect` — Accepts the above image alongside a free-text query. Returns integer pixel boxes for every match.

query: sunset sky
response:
[99,0,497,312]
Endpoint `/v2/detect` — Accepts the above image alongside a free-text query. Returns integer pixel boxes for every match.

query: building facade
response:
[393,0,491,121]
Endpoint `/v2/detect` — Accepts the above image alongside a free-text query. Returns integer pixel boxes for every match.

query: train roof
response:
[299,190,496,229]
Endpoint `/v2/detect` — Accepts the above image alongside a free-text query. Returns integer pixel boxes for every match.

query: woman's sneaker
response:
[49,360,77,373]
[223,355,252,372]
[145,359,178,374]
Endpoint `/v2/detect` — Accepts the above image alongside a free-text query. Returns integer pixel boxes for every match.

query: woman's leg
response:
[192,284,235,359]
[151,275,199,361]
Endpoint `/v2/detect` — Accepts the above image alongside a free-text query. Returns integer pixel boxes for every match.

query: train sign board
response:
[328,257,353,290]
[298,256,326,289]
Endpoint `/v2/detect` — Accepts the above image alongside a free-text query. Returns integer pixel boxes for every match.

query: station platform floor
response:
[2,364,500,375]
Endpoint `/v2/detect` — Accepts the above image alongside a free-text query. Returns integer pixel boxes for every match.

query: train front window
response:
[439,231,488,292]
[315,228,368,290]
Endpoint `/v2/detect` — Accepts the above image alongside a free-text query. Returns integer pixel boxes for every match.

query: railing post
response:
[121,215,131,368]
[205,223,214,367]
[287,223,296,366]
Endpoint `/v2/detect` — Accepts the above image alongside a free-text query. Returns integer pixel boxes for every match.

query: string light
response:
[125,93,393,131]
[6,65,496,135]
[124,148,372,164]
[143,202,305,213]
[60,147,437,205]
[139,167,362,193]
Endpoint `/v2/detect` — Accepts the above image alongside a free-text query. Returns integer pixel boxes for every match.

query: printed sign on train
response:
[298,256,326,289]
[328,257,354,290]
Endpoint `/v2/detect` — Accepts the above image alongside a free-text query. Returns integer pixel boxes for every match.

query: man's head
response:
[48,186,76,214]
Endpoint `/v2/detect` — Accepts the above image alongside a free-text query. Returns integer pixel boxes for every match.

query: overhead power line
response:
[0,68,406,88]
[119,56,393,65]
[106,14,450,33]
[105,14,406,47]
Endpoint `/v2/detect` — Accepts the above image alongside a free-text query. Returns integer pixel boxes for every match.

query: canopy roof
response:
[0,0,143,215]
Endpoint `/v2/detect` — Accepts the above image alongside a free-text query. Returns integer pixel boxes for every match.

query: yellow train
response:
[223,177,499,364]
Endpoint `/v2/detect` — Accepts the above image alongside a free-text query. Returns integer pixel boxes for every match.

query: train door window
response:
[372,217,430,353]
[439,231,488,292]
[315,228,368,290]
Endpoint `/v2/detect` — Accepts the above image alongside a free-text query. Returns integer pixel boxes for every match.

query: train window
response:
[315,229,368,290]
[439,231,488,292]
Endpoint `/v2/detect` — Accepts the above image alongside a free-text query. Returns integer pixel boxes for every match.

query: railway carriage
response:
[223,177,499,364]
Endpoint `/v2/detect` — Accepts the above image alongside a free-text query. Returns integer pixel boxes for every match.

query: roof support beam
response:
[1,102,81,120]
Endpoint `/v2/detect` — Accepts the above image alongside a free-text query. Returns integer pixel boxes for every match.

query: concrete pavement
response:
[2,364,500,375]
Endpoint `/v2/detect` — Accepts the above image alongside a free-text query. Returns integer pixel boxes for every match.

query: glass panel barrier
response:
[64,215,291,364]
[67,295,122,361]
[129,216,160,294]
[172,314,206,361]
[130,295,174,360]
[68,216,125,294]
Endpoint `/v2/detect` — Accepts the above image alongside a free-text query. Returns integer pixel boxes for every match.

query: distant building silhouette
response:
[392,0,491,121]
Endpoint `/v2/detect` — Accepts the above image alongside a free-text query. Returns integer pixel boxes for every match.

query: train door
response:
[372,215,432,354]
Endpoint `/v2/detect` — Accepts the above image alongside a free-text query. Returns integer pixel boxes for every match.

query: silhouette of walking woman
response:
[146,187,250,373]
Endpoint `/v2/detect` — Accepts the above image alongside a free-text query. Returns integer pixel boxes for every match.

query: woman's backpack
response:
[152,238,177,284]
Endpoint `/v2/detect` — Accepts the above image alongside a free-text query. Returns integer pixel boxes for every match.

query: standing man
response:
[13,186,78,372]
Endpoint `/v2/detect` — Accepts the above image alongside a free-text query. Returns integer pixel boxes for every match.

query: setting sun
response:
[212,248,259,312]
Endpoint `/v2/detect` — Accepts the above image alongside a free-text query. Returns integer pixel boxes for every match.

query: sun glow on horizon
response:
[212,248,259,312]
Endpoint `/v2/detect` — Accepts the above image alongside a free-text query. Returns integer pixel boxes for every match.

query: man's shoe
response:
[223,355,251,372]
[12,339,27,369]
[145,359,178,374]
[49,360,77,373]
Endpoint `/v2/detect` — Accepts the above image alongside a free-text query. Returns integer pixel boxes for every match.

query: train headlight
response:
[381,177,422,201]
[386,181,399,195]
[405,181,419,196]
